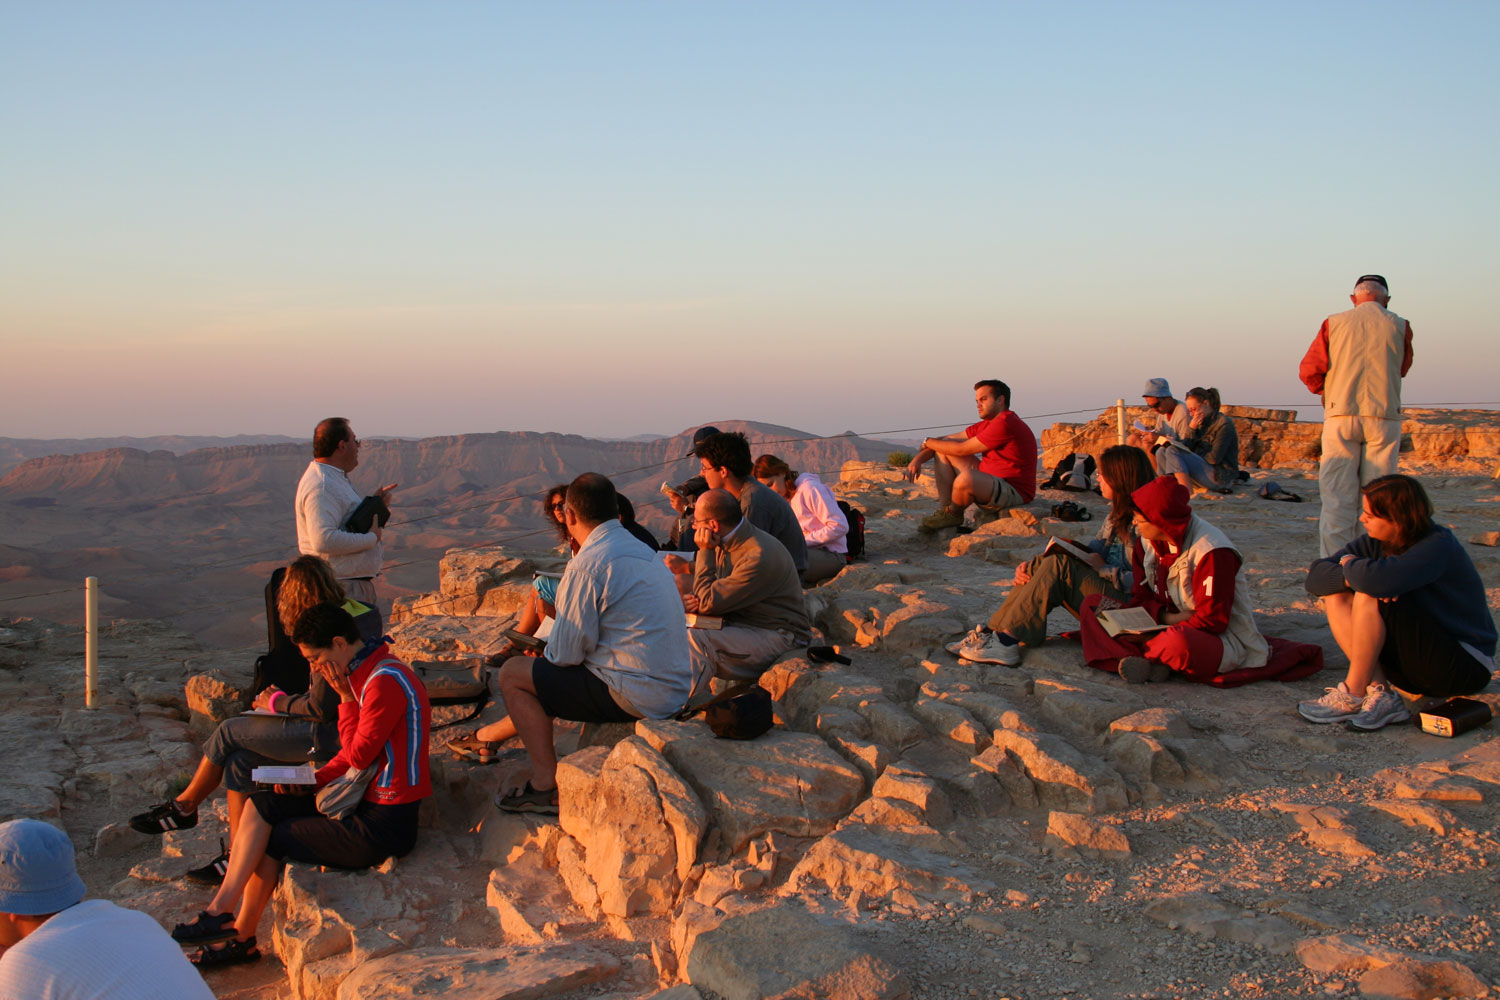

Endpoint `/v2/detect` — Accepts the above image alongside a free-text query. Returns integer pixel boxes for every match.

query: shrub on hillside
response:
[887,451,912,469]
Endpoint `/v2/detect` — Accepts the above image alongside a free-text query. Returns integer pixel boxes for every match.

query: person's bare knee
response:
[497,657,537,697]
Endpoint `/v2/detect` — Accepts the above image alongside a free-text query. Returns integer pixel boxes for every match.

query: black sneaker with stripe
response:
[127,799,198,835]
[184,840,229,885]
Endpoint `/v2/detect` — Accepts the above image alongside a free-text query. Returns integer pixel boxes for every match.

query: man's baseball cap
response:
[1355,274,1388,292]
[1141,378,1172,399]
[0,819,87,915]
[686,426,722,458]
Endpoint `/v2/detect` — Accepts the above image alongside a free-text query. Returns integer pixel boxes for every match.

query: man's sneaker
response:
[1118,656,1170,684]
[919,507,965,533]
[1347,684,1412,732]
[1297,682,1364,724]
[128,799,198,835]
[184,841,230,885]
[959,630,1022,667]
[945,625,990,657]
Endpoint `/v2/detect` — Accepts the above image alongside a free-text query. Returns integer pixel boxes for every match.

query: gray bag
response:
[315,761,380,821]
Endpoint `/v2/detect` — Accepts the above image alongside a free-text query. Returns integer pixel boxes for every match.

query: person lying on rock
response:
[904,379,1038,533]
[169,603,430,969]
[668,488,811,693]
[949,445,1155,667]
[1076,476,1268,684]
[477,473,693,815]
[0,818,215,998]
[125,555,378,884]
[1298,474,1496,731]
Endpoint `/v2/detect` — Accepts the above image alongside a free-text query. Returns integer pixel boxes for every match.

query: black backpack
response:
[837,500,867,562]
[251,568,312,697]
[1043,452,1098,493]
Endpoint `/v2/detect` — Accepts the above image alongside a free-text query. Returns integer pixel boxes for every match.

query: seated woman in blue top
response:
[1299,474,1496,731]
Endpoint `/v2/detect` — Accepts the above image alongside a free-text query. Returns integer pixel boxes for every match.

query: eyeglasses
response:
[550,502,566,511]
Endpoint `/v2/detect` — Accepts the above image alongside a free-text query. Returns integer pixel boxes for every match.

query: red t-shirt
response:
[966,410,1038,502]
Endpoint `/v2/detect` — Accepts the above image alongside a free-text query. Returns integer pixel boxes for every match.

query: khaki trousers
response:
[1318,415,1400,557]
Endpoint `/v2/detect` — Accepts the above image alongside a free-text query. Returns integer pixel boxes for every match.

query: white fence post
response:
[1116,399,1127,445]
[85,577,98,709]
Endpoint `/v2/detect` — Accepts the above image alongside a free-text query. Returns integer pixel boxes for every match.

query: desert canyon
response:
[1,407,1498,1000]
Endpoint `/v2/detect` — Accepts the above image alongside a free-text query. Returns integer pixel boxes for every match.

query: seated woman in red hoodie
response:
[1078,476,1268,683]
[169,603,431,968]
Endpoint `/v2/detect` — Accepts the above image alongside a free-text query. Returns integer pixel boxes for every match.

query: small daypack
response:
[1043,453,1098,493]
[837,500,867,563]
[679,682,774,740]
[412,659,490,729]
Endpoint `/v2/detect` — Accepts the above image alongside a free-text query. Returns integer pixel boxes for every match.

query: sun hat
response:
[0,819,87,915]
[1141,378,1172,399]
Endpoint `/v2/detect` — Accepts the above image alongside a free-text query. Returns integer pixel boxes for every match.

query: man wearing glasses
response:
[682,489,810,692]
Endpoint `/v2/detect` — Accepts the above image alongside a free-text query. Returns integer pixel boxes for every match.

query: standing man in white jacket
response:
[1298,275,1414,556]
[294,417,396,624]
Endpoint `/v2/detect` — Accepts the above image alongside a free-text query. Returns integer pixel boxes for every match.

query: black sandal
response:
[189,936,261,968]
[171,910,237,945]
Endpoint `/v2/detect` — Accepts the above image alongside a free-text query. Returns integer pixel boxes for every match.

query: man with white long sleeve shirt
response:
[294,417,396,624]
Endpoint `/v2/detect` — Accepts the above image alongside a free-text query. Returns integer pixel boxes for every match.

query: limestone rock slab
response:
[335,943,620,999]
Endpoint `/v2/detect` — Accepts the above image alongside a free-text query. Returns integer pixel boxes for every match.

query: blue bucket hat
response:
[1141,377,1172,399]
[0,819,87,915]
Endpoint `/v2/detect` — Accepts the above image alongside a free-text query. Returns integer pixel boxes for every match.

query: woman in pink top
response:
[754,454,849,584]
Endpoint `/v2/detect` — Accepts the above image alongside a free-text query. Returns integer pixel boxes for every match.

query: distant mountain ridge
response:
[0,434,301,476]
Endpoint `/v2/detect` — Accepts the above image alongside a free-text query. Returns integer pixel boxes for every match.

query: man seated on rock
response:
[476,473,694,815]
[693,430,809,575]
[1128,377,1192,473]
[0,819,216,997]
[904,379,1038,532]
[677,488,811,689]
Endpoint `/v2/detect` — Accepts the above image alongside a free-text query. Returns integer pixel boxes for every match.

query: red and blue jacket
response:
[314,641,432,805]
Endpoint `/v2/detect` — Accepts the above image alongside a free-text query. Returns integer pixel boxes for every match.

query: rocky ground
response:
[2,461,1498,1000]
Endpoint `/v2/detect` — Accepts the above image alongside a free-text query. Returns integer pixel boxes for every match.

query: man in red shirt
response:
[905,380,1038,532]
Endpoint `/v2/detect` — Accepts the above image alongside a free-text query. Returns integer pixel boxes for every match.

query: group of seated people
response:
[102,403,1492,975]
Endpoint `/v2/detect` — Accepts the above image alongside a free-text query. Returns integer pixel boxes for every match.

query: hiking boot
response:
[1297,682,1363,724]
[183,841,229,885]
[945,625,990,657]
[919,507,965,533]
[1346,684,1412,732]
[959,630,1022,667]
[128,799,198,835]
[1118,656,1170,684]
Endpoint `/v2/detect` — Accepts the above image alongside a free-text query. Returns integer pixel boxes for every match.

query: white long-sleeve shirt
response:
[790,473,849,554]
[295,460,383,579]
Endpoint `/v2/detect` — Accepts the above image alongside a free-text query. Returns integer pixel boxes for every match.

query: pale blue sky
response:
[3,2,1496,440]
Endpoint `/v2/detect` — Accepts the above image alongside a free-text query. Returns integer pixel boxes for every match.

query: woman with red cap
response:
[1078,476,1268,683]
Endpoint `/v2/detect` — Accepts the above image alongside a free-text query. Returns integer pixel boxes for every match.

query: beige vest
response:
[1163,516,1268,673]
[1322,302,1406,419]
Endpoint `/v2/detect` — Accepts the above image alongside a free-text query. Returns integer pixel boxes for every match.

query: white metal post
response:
[1116,399,1127,445]
[85,577,98,709]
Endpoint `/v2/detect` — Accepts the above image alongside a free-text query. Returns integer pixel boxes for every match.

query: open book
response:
[1132,419,1191,452]
[1095,606,1171,638]
[250,763,316,785]
[1043,536,1095,562]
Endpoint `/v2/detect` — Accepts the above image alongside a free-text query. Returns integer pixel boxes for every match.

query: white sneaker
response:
[1297,682,1363,724]
[1347,684,1412,732]
[959,630,1022,667]
[945,625,990,657]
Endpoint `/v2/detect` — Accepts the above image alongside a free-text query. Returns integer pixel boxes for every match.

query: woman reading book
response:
[1077,475,1268,684]
[1297,475,1496,731]
[123,556,378,883]
[949,445,1154,667]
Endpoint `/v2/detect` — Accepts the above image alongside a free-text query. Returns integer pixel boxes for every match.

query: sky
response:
[3,2,1497,442]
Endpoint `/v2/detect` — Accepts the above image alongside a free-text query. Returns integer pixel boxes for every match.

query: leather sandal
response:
[189,936,261,968]
[171,910,237,944]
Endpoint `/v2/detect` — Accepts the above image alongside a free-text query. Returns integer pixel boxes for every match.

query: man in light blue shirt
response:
[482,473,692,815]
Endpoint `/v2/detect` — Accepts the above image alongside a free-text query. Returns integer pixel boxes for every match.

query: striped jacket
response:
[314,642,432,805]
